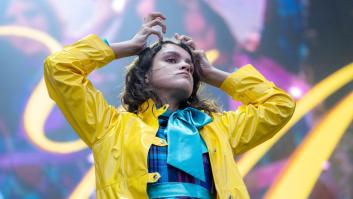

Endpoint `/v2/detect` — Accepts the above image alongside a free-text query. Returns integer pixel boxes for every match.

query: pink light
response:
[322,161,331,171]
[112,0,126,13]
[289,86,303,99]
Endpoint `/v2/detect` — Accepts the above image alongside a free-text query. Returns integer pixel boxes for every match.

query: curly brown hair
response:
[120,40,220,115]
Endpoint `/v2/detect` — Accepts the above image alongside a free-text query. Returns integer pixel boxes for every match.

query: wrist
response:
[202,67,230,87]
[110,40,139,59]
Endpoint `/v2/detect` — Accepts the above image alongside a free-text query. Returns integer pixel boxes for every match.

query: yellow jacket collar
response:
[137,98,170,127]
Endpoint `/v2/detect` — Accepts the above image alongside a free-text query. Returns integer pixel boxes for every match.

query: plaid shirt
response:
[147,112,216,198]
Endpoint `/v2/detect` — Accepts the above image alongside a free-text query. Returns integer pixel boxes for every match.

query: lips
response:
[177,72,191,78]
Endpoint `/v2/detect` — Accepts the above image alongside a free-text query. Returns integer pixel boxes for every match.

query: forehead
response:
[155,43,192,60]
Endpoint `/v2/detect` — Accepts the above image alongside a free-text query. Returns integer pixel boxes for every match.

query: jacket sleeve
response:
[44,34,119,147]
[218,64,295,155]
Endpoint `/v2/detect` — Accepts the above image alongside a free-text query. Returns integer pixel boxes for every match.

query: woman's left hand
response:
[175,33,229,87]
[175,33,214,81]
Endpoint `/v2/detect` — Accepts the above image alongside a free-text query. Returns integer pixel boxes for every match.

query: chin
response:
[156,80,193,100]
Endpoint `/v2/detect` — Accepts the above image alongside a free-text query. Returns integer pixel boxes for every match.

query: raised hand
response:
[130,12,167,51]
[174,33,229,87]
[110,12,166,59]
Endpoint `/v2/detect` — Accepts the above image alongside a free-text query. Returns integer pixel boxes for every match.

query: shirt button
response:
[153,174,159,180]
[228,195,233,199]
[213,148,217,153]
[160,139,166,144]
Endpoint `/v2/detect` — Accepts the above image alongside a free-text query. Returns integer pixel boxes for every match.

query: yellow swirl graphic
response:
[237,62,353,176]
[68,166,96,199]
[264,91,353,199]
[0,26,87,153]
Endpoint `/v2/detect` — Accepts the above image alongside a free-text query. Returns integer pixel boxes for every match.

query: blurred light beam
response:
[0,25,87,153]
[264,91,353,199]
[237,62,353,176]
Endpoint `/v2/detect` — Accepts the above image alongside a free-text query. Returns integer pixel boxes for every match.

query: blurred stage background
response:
[0,0,353,198]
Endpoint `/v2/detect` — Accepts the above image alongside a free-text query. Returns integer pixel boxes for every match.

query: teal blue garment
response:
[161,108,208,153]
[148,182,215,199]
[102,38,110,46]
[165,107,212,182]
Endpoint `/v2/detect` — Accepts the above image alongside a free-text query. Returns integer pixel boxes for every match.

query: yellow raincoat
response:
[44,34,295,199]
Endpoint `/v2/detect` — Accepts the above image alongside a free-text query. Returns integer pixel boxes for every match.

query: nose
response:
[180,63,192,73]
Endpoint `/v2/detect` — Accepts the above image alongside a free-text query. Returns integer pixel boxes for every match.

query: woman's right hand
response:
[110,12,166,59]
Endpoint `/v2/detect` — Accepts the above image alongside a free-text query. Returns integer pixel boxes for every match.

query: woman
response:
[44,12,295,199]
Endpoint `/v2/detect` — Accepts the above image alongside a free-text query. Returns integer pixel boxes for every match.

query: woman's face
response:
[148,43,194,101]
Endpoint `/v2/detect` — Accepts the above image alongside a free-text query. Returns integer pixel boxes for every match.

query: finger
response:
[185,40,196,50]
[144,27,163,41]
[175,33,191,41]
[175,34,196,49]
[192,49,206,59]
[144,12,166,23]
[177,35,193,42]
[148,12,166,19]
[193,49,204,54]
[144,17,166,33]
